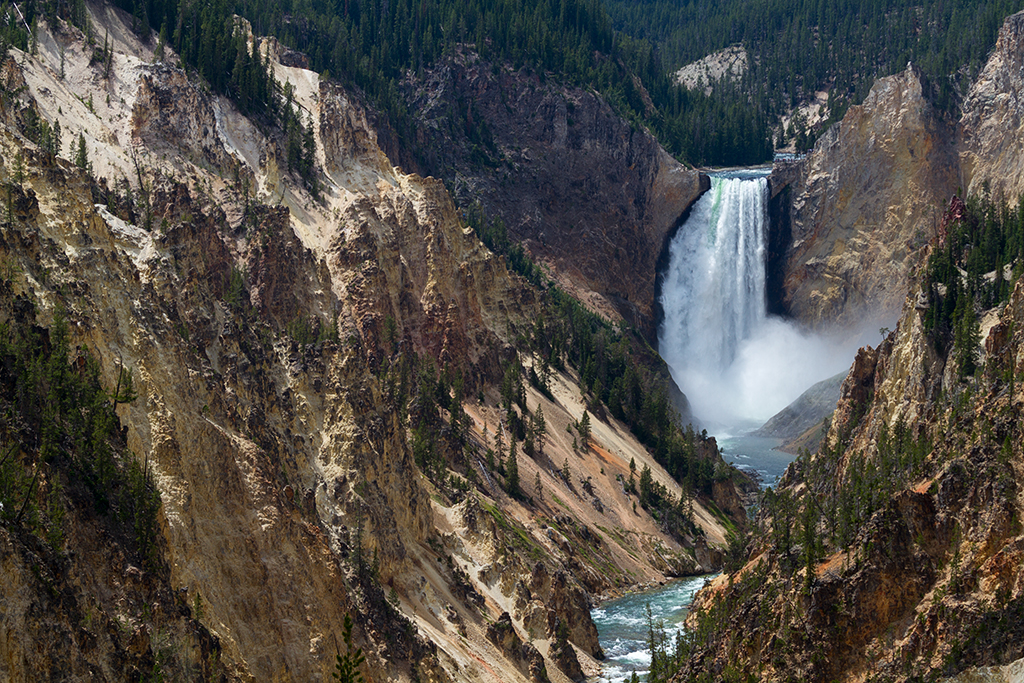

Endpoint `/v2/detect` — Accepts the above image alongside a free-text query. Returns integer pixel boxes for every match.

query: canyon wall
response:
[677,264,1024,683]
[770,65,958,331]
[680,12,1024,680]
[402,52,708,336]
[0,7,743,682]
[959,10,1024,203]
[771,9,1024,335]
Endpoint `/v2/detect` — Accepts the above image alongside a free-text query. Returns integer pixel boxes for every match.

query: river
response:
[589,575,715,683]
[586,430,789,683]
[586,434,790,682]
[718,433,790,488]
[589,170,801,682]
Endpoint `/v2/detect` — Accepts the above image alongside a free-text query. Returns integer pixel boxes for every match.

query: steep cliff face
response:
[402,51,708,336]
[0,125,439,681]
[772,9,1024,335]
[959,10,1024,203]
[0,7,742,683]
[772,65,959,331]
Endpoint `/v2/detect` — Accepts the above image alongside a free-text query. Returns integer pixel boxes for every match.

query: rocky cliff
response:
[753,371,844,448]
[959,10,1024,203]
[673,12,1024,681]
[401,51,708,337]
[772,9,1024,336]
[771,65,959,331]
[678,269,1024,682]
[0,7,743,682]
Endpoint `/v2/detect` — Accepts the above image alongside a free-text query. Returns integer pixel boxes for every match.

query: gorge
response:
[0,4,748,682]
[3,0,1024,682]
[666,11,1024,683]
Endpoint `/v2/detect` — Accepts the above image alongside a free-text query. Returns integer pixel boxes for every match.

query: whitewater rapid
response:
[589,576,714,683]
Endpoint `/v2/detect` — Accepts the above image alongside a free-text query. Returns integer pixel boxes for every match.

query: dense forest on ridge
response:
[603,0,1024,144]
[2,0,1022,165]
[2,0,775,164]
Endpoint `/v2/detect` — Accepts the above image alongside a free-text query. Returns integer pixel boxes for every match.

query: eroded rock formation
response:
[679,267,1024,682]
[959,10,1024,203]
[0,6,743,682]
[771,65,959,331]
[771,10,1024,337]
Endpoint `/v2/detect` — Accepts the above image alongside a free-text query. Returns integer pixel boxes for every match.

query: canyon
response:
[675,9,1024,682]
[0,5,744,682]
[769,9,1024,336]
[2,0,1024,681]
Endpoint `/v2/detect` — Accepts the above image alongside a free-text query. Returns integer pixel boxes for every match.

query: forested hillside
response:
[0,0,772,165]
[0,5,762,676]
[604,0,1023,147]
[5,0,1020,164]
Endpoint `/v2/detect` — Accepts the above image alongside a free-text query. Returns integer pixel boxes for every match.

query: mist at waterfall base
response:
[674,316,864,433]
[659,172,872,436]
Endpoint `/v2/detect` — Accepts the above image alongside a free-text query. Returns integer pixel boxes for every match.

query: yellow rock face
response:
[959,11,1024,204]
[778,65,959,333]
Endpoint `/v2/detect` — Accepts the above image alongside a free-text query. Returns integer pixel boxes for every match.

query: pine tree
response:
[505,437,520,497]
[533,405,546,453]
[803,502,818,593]
[953,293,980,377]
[645,603,668,682]
[12,154,24,185]
[333,615,366,683]
[154,22,167,62]
[578,410,591,450]
[639,465,653,507]
[74,133,88,171]
[104,31,113,79]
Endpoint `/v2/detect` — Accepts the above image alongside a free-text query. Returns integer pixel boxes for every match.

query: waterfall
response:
[659,171,858,433]
[660,175,768,374]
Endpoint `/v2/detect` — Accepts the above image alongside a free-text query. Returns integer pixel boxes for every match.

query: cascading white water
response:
[660,175,769,374]
[659,171,860,434]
